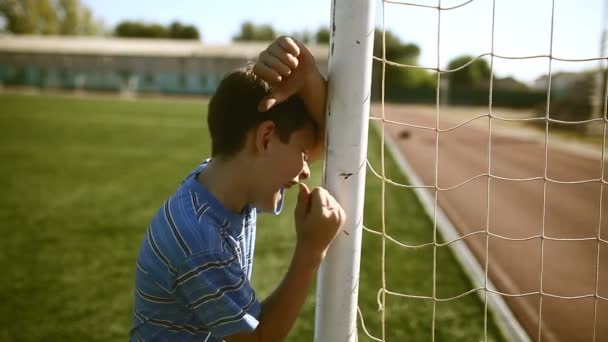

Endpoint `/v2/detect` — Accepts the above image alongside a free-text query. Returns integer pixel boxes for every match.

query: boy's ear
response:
[254,120,276,154]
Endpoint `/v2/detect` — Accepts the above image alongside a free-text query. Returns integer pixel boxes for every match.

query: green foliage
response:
[0,0,102,35]
[315,27,330,44]
[114,20,199,40]
[168,21,200,39]
[115,21,168,38]
[533,72,596,128]
[233,21,276,42]
[447,55,491,89]
[373,29,420,62]
[550,73,594,121]
[372,29,434,99]
[0,93,505,341]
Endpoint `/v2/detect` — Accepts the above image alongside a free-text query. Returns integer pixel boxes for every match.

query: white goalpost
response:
[314,0,376,341]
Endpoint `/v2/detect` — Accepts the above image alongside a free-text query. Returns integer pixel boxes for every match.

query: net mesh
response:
[357,0,608,341]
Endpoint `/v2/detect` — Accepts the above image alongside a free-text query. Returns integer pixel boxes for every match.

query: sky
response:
[81,0,607,84]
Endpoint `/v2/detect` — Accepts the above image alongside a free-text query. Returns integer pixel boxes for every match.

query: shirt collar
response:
[186,159,248,236]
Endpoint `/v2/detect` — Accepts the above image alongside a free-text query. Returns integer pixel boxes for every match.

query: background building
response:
[0,35,329,96]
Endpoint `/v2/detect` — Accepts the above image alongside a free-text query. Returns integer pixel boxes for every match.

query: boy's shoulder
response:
[160,161,255,256]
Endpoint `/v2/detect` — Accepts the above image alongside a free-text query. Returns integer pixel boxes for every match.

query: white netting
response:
[357,0,608,341]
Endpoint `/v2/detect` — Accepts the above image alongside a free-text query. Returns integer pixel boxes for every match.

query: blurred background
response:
[0,0,605,122]
[0,0,608,120]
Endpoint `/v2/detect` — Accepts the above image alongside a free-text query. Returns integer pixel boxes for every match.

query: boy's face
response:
[252,122,316,212]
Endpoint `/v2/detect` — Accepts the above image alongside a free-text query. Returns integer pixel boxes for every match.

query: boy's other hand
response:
[253,36,318,112]
[294,183,346,262]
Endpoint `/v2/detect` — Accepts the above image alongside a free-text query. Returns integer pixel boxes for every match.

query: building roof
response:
[0,35,329,61]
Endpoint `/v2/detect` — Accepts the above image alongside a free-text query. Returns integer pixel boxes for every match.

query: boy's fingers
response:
[268,44,299,70]
[260,50,292,77]
[298,182,310,198]
[258,96,277,112]
[258,81,293,110]
[339,207,346,226]
[309,187,325,214]
[295,183,311,217]
[277,36,300,57]
[252,63,281,84]
[320,189,332,208]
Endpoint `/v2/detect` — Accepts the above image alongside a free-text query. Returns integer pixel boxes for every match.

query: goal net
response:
[317,0,608,341]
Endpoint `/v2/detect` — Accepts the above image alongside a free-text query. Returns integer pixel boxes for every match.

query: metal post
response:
[314,0,375,341]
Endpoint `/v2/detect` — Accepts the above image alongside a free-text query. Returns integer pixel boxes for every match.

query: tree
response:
[168,21,200,40]
[373,29,420,63]
[447,55,491,89]
[114,20,200,39]
[115,21,168,39]
[315,27,330,44]
[0,0,103,35]
[78,6,99,35]
[58,0,78,34]
[114,21,200,40]
[537,72,594,126]
[38,0,59,34]
[371,29,433,98]
[233,21,276,41]
[0,0,35,33]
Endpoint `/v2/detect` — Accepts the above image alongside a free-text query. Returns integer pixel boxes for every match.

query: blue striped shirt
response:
[130,160,283,341]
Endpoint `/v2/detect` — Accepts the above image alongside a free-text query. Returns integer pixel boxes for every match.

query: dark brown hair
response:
[207,64,314,158]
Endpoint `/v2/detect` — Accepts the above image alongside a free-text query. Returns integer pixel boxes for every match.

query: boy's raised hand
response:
[253,36,318,112]
[294,183,346,261]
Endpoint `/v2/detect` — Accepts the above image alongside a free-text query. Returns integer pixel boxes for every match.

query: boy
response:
[130,36,346,341]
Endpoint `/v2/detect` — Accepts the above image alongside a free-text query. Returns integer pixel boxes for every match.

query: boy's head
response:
[207,64,317,211]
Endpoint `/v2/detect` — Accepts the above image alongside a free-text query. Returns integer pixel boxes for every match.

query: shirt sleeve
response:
[174,251,261,338]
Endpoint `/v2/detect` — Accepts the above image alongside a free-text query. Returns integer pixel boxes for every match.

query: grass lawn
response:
[0,92,505,341]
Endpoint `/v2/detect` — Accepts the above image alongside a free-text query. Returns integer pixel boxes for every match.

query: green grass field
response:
[0,92,505,341]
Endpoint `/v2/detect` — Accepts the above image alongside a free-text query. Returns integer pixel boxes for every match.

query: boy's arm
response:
[226,244,319,342]
[253,36,328,160]
[226,184,345,342]
[298,68,327,161]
